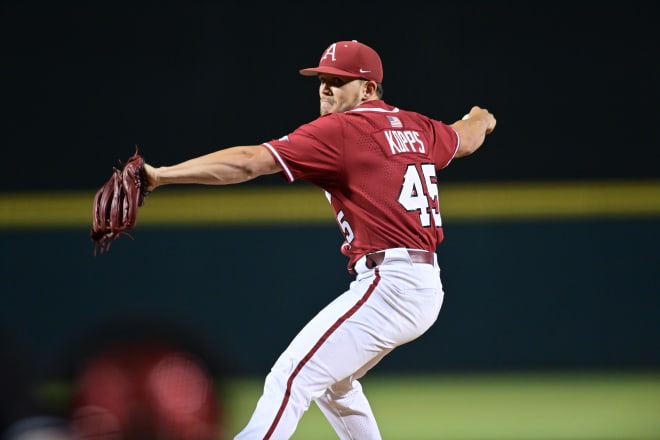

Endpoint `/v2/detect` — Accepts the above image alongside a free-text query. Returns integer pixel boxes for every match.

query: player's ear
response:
[361,80,377,100]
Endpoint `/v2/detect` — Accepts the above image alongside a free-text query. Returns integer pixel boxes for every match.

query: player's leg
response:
[234,280,382,439]
[314,353,390,440]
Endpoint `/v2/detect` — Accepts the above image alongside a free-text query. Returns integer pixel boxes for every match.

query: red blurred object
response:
[70,344,221,440]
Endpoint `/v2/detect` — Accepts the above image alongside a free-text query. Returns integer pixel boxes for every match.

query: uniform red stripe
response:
[264,269,381,439]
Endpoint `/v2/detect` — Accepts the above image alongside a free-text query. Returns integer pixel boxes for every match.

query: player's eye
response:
[320,76,346,88]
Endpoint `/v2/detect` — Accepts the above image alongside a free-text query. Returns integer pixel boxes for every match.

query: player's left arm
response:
[451,106,496,158]
[144,145,281,191]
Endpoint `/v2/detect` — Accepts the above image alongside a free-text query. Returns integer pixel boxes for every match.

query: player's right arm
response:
[144,145,281,191]
[451,106,496,158]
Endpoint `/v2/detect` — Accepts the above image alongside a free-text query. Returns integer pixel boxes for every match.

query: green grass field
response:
[37,370,660,438]
[219,371,660,439]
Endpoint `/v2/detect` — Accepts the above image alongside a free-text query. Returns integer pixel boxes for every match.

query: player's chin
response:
[320,100,334,116]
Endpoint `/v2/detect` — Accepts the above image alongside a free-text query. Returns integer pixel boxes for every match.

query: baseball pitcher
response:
[141,40,496,439]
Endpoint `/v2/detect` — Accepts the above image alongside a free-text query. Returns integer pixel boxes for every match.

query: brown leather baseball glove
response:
[90,147,149,254]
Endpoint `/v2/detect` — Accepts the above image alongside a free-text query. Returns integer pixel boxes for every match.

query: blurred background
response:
[1,1,658,439]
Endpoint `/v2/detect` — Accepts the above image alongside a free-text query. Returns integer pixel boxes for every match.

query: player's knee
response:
[328,377,360,398]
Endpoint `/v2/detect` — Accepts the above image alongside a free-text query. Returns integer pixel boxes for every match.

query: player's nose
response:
[319,82,332,96]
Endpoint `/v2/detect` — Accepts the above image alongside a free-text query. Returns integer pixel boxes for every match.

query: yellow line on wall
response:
[439,180,660,222]
[0,180,658,229]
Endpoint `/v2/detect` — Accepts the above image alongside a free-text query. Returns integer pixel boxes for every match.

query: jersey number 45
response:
[398,163,442,228]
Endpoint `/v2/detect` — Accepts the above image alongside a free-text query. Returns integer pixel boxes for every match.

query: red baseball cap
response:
[299,40,383,83]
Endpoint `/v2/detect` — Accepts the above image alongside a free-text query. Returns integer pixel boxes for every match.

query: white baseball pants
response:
[234,248,444,439]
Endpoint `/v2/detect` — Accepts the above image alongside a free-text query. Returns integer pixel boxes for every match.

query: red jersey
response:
[263,100,459,272]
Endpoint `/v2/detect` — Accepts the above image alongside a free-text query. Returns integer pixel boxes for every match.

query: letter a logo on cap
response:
[322,43,337,62]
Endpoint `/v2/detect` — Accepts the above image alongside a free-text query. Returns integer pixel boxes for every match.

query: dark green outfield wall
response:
[2,219,658,379]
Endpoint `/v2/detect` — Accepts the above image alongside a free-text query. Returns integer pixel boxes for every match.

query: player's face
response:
[318,74,366,116]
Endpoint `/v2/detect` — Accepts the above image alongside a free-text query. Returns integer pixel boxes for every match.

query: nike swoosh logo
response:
[359,68,371,73]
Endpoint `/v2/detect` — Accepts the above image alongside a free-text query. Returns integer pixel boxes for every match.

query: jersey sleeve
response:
[429,119,460,169]
[263,115,344,185]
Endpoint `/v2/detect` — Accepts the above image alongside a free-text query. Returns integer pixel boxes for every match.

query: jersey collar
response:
[348,100,399,114]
